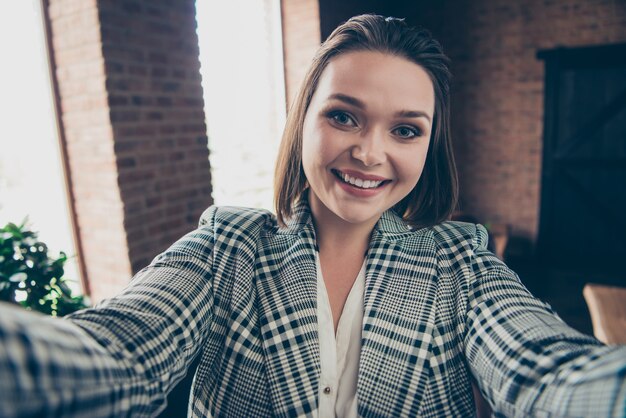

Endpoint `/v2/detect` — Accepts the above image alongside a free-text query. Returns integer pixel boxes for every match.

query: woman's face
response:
[301,51,435,231]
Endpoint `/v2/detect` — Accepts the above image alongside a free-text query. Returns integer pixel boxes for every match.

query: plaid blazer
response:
[0,201,625,418]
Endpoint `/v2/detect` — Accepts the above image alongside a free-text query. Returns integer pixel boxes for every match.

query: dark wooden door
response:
[537,44,626,275]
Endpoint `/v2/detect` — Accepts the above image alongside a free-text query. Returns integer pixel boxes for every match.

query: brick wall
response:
[281,0,321,107]
[434,0,626,241]
[47,0,212,301]
[48,0,130,300]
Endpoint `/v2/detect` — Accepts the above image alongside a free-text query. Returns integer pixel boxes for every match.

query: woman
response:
[1,14,625,418]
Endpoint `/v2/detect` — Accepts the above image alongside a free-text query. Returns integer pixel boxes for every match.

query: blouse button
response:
[323,386,332,394]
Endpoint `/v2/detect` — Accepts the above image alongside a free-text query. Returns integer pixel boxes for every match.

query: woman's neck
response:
[310,203,377,258]
[316,220,372,257]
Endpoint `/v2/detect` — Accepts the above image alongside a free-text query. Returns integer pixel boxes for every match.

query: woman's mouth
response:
[332,169,390,190]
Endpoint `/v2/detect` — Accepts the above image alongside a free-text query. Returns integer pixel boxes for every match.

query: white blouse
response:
[316,254,366,418]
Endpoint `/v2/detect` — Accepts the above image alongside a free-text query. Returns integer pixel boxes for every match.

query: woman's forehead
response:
[314,51,435,116]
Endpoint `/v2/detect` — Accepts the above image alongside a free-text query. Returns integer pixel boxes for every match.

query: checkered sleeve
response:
[0,210,217,418]
[464,224,626,417]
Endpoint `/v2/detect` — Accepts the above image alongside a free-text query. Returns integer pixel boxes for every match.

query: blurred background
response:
[0,0,625,335]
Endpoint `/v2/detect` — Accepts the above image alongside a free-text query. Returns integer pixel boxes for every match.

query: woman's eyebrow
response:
[327,93,366,109]
[327,93,432,123]
[394,109,432,123]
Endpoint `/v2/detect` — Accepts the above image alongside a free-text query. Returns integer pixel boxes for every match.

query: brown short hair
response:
[274,14,458,229]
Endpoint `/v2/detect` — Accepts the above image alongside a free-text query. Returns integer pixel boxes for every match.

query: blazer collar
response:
[358,224,437,416]
[256,196,320,417]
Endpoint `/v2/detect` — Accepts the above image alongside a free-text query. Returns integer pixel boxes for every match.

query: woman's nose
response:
[351,131,386,166]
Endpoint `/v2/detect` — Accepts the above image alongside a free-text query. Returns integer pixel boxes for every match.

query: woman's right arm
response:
[0,220,216,418]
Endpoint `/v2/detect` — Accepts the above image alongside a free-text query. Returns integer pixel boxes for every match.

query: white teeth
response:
[340,172,383,189]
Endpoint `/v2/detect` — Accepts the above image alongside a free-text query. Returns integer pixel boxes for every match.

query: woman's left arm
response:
[463,228,626,417]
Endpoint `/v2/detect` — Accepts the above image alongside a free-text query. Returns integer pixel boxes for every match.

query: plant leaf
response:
[9,272,27,283]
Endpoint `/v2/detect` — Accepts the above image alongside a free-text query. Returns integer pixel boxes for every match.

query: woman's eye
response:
[329,111,356,127]
[393,126,422,139]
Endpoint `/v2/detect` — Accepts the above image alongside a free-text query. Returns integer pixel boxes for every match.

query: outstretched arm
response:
[0,223,216,418]
[464,232,626,417]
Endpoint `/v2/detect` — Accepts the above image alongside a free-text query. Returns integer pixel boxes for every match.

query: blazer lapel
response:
[255,201,320,417]
[358,211,439,417]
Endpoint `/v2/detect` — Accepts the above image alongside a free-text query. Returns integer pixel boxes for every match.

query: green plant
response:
[0,220,88,316]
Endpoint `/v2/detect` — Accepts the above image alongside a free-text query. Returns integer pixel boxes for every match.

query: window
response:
[196,0,286,210]
[0,1,82,291]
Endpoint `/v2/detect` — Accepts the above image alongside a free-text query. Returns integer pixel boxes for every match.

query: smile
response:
[332,169,390,190]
